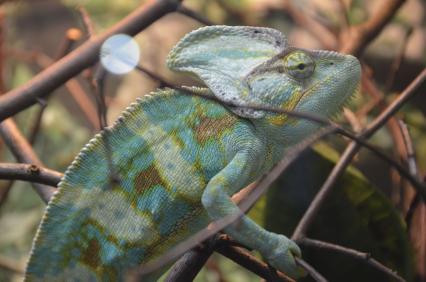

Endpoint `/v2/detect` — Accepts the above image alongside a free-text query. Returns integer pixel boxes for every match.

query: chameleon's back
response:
[25,89,244,281]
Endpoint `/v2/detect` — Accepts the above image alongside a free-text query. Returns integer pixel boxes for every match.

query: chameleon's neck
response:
[252,116,322,163]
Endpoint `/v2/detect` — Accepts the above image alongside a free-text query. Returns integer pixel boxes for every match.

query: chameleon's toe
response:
[264,234,306,279]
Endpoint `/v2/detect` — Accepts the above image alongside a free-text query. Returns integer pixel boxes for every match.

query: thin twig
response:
[336,128,425,194]
[294,258,327,282]
[298,238,405,282]
[7,48,100,129]
[29,29,83,144]
[0,163,62,186]
[54,28,83,60]
[343,108,363,133]
[361,71,408,160]
[398,120,421,227]
[28,99,47,145]
[135,64,332,126]
[385,27,414,91]
[365,69,426,136]
[91,66,120,185]
[78,6,95,38]
[360,68,410,204]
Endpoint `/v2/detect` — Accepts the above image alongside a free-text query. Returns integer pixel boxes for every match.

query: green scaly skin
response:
[25,26,361,281]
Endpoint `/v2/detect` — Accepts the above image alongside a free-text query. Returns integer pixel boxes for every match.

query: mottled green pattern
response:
[26,25,361,281]
[26,90,250,281]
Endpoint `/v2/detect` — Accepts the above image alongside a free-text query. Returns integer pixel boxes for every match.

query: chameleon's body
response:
[25,26,360,281]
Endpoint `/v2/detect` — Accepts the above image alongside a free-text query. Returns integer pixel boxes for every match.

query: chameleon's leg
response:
[201,151,304,278]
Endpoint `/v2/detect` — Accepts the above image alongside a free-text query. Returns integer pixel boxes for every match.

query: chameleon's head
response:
[167,25,360,124]
[244,48,361,125]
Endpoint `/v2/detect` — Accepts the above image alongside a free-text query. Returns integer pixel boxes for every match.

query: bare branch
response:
[294,258,327,282]
[365,68,426,136]
[298,238,405,282]
[0,163,62,187]
[385,27,414,90]
[6,48,104,129]
[54,28,83,60]
[78,6,95,38]
[164,238,217,282]
[399,120,421,228]
[336,128,425,194]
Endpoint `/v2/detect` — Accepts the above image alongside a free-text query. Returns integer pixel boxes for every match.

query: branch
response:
[164,238,217,282]
[7,48,106,129]
[336,128,425,194]
[165,234,296,282]
[0,163,62,187]
[294,258,327,282]
[365,68,426,136]
[298,238,405,282]
[0,119,56,203]
[0,0,182,122]
[340,0,406,55]
[215,238,295,282]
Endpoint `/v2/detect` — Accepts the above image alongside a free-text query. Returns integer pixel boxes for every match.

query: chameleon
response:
[25,25,361,281]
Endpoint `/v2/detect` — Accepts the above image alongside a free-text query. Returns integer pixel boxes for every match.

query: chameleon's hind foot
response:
[262,233,306,279]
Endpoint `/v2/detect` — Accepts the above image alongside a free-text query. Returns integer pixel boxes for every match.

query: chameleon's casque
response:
[25,26,360,281]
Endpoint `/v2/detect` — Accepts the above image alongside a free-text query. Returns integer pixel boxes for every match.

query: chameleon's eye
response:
[283,50,315,79]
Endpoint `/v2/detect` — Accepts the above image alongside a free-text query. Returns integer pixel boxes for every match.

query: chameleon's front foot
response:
[261,234,306,279]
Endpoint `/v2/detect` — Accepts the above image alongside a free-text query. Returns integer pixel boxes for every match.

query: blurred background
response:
[0,0,425,281]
